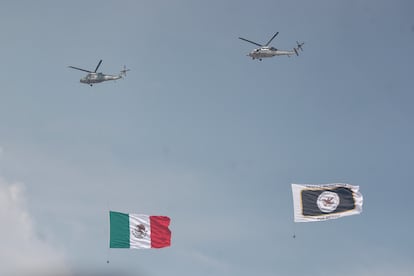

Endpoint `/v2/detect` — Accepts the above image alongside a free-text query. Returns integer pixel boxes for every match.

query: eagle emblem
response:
[132,223,147,239]
[317,191,340,213]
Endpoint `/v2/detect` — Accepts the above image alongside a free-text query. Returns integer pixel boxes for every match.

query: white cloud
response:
[0,177,70,276]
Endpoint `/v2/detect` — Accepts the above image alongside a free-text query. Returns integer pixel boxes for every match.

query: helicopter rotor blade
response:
[94,60,103,73]
[68,66,92,73]
[238,37,263,47]
[265,32,279,46]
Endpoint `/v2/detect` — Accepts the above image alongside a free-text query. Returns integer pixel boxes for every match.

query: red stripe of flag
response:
[150,216,171,248]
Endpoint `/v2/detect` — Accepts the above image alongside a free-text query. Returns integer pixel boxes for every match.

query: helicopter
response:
[239,32,304,61]
[68,60,130,86]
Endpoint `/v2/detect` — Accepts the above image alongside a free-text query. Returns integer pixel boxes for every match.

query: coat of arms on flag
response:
[291,183,363,222]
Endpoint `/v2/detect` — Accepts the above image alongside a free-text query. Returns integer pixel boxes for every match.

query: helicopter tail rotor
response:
[120,65,130,77]
[293,41,304,56]
[296,41,304,52]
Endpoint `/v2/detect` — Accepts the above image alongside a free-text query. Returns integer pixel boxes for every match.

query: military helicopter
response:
[239,32,304,61]
[68,60,130,86]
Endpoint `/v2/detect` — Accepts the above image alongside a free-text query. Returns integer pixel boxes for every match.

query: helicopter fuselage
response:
[248,47,296,60]
[80,72,122,85]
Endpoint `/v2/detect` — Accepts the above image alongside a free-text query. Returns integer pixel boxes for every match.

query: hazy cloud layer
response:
[0,177,69,276]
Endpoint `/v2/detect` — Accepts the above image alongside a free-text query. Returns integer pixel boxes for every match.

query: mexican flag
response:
[109,211,171,249]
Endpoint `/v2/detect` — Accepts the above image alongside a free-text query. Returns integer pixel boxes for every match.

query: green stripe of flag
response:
[109,211,130,248]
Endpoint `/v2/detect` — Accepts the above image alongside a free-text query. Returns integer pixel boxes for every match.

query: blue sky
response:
[1,0,414,275]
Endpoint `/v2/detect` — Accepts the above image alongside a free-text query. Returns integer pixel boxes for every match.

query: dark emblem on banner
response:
[317,191,340,213]
[132,223,147,239]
